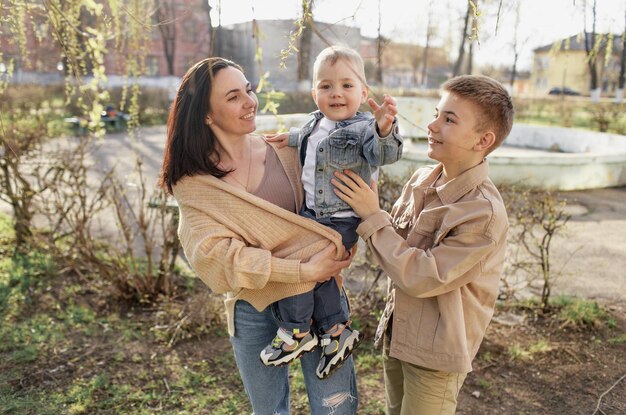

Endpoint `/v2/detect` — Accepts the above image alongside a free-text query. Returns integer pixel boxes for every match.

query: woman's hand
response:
[332,170,381,220]
[300,244,353,283]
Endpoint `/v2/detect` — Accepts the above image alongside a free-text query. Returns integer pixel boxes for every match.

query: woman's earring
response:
[206,117,213,125]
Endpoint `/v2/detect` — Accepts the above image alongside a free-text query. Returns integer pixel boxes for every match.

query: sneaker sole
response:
[260,335,318,367]
[316,331,362,379]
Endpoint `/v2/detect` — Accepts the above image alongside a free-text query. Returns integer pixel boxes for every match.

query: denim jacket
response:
[288,110,403,218]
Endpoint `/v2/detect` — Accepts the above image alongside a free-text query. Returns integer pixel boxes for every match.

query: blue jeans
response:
[230,299,358,415]
[275,207,359,333]
[277,278,348,333]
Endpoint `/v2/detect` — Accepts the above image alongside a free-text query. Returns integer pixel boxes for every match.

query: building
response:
[216,19,363,92]
[531,32,623,96]
[380,41,450,90]
[0,0,210,86]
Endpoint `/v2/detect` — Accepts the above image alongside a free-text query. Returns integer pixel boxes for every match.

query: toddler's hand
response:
[264,132,289,148]
[368,94,397,137]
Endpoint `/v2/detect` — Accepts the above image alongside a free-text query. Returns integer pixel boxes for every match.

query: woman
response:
[159,57,358,414]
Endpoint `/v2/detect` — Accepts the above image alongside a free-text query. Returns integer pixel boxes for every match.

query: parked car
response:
[548,87,581,96]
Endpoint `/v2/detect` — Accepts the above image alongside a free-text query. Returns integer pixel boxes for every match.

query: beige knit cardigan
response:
[172,143,344,336]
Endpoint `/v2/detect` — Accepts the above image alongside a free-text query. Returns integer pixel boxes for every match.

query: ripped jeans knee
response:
[322,391,358,415]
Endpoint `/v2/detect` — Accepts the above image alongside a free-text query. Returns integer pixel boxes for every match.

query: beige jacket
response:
[172,144,344,336]
[358,161,508,373]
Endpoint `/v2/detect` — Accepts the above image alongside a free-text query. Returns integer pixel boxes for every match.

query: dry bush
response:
[4,129,184,305]
[0,106,53,249]
[556,100,575,128]
[499,183,572,311]
[0,84,66,112]
[588,102,626,133]
[151,288,225,347]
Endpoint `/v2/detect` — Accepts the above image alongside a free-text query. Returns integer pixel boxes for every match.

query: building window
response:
[146,56,159,76]
[535,55,549,70]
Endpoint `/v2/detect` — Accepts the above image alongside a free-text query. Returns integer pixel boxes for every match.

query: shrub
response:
[499,183,571,310]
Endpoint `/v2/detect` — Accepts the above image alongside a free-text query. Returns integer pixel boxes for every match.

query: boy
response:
[263,45,404,379]
[332,75,514,413]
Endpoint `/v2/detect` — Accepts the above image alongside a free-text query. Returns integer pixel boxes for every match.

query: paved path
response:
[552,186,626,308]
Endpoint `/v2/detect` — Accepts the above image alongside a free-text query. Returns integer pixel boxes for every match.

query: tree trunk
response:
[452,1,471,77]
[509,53,518,89]
[157,0,176,76]
[616,10,626,102]
[376,0,383,84]
[584,0,599,100]
[420,0,433,87]
[297,1,314,91]
[202,0,214,56]
[509,1,521,90]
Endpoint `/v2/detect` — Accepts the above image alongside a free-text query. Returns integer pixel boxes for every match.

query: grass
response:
[552,295,611,328]
[508,339,553,361]
[514,98,626,135]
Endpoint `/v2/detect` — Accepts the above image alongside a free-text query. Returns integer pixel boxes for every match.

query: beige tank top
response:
[252,144,297,213]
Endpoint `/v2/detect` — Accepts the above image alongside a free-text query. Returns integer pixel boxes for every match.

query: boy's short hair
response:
[312,45,367,87]
[442,75,514,153]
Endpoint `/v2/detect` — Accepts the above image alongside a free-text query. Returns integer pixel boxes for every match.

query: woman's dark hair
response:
[159,57,243,194]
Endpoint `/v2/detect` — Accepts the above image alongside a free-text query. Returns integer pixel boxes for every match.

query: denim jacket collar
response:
[309,110,373,130]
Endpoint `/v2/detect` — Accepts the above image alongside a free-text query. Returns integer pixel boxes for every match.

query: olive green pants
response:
[383,336,467,415]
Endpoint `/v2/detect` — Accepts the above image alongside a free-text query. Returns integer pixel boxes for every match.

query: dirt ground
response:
[455,307,625,415]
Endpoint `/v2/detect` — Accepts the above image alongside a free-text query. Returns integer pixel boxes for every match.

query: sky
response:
[211,0,626,71]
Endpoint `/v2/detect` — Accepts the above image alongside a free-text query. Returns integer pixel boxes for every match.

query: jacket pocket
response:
[395,291,440,352]
[328,135,360,169]
[416,297,440,351]
[408,211,440,250]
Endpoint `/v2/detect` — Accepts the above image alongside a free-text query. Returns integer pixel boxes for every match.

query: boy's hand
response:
[264,132,289,148]
[331,170,380,220]
[368,94,398,137]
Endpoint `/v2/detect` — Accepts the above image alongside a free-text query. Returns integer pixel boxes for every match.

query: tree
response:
[375,0,383,84]
[202,0,215,56]
[209,0,224,57]
[452,1,471,77]
[155,0,176,76]
[297,0,314,90]
[420,0,434,87]
[509,1,522,89]
[617,10,626,102]
[583,0,601,100]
